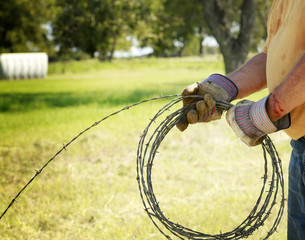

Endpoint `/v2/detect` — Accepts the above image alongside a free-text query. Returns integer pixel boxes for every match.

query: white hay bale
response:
[0,53,48,80]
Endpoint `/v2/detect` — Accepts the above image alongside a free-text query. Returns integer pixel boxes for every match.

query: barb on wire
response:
[0,94,179,220]
[0,94,285,240]
[136,96,285,240]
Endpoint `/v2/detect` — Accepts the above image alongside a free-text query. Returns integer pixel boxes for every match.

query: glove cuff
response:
[250,95,291,133]
[202,74,238,102]
[226,100,265,146]
[250,96,277,134]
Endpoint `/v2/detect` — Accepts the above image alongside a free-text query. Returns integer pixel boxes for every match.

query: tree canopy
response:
[52,0,138,60]
[0,0,51,53]
[0,0,273,71]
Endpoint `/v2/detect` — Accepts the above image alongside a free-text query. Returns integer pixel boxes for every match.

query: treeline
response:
[0,0,272,73]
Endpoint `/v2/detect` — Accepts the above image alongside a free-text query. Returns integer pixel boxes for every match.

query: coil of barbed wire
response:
[0,94,285,240]
[136,95,285,240]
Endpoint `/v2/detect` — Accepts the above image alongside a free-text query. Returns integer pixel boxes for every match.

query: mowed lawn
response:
[0,57,291,239]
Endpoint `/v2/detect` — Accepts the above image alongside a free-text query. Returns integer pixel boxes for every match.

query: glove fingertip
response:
[196,100,207,112]
[176,118,189,132]
[204,94,216,108]
[176,122,188,132]
[187,109,198,124]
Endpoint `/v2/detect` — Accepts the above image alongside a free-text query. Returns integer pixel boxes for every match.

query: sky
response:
[113,36,219,58]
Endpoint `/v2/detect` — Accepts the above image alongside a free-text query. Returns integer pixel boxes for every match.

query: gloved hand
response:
[226,96,291,146]
[176,74,238,131]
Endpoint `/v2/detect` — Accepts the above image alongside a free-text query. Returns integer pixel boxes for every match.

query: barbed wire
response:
[136,95,285,240]
[0,95,285,240]
[0,94,180,220]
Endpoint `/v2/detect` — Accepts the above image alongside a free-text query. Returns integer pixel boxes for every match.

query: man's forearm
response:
[228,52,267,99]
[267,53,305,122]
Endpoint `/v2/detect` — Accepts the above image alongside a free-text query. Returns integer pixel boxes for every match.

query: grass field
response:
[0,56,291,239]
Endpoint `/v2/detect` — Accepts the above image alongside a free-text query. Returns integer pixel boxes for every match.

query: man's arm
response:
[176,52,269,132]
[226,53,305,146]
[267,53,305,122]
[228,52,267,99]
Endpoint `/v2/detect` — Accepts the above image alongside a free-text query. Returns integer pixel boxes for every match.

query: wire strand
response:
[0,95,285,240]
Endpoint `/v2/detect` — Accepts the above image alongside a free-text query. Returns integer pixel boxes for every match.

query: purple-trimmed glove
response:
[176,74,238,131]
[226,96,291,146]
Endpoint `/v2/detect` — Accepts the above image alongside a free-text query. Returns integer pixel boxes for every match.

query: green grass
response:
[0,56,290,239]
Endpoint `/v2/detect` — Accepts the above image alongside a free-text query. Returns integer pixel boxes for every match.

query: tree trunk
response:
[178,41,185,57]
[108,31,117,62]
[90,51,95,59]
[98,50,107,61]
[198,26,204,56]
[200,0,257,74]
[199,36,204,56]
[108,0,117,62]
[256,1,270,40]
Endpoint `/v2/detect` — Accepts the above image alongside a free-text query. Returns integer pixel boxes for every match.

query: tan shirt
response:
[262,0,305,140]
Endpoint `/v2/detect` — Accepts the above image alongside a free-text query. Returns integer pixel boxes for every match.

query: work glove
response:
[176,74,238,131]
[226,96,291,146]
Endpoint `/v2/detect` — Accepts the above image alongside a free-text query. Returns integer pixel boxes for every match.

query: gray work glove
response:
[176,74,238,131]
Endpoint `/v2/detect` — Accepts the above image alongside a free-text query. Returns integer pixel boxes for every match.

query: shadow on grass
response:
[0,89,166,112]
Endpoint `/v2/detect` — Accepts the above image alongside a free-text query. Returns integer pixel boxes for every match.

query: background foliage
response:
[0,57,289,239]
[0,0,273,71]
[0,1,290,239]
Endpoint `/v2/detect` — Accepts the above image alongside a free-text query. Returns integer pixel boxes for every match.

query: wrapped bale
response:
[0,53,48,80]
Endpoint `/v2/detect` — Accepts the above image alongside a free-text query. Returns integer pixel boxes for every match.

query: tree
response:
[136,0,205,57]
[163,0,206,57]
[251,0,273,51]
[0,0,51,53]
[199,0,257,74]
[134,0,177,57]
[53,0,137,61]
